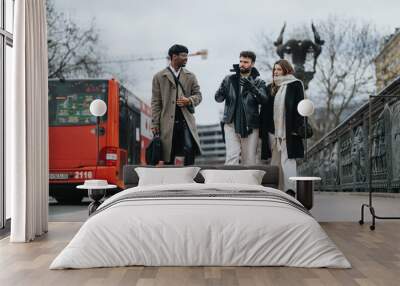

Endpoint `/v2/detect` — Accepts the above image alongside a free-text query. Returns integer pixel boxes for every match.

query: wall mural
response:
[301,97,400,192]
[340,134,353,182]
[351,126,367,182]
[371,105,389,176]
[318,148,328,183]
[391,101,400,181]
[330,142,339,185]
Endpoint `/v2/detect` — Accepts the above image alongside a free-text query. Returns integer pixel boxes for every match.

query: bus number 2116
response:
[74,171,93,179]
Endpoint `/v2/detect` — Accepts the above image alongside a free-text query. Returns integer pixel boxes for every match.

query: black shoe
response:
[286,189,296,197]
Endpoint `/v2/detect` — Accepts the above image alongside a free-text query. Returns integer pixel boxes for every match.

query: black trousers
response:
[167,119,195,166]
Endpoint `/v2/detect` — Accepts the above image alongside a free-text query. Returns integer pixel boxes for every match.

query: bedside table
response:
[77,180,117,215]
[289,177,321,210]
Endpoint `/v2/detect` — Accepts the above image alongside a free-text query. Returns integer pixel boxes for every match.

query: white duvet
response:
[50,183,351,269]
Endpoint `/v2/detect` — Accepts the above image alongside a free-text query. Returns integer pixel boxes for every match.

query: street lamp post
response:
[297,99,315,161]
[76,99,114,215]
[89,99,107,166]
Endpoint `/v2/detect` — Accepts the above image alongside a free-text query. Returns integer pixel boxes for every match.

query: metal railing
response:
[298,76,400,192]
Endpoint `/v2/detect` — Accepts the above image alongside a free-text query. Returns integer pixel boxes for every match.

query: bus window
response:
[129,109,141,164]
[119,101,129,151]
[48,80,108,126]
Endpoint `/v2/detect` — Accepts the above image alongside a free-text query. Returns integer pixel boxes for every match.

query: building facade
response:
[196,123,226,165]
[375,28,400,91]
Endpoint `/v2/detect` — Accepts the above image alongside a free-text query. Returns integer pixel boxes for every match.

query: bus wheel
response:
[54,193,84,205]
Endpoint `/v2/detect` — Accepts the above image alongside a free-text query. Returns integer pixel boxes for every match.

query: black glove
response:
[240,77,259,94]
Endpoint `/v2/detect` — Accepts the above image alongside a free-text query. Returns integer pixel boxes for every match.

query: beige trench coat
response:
[151,67,202,162]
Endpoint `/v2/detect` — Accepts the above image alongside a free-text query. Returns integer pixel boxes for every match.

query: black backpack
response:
[145,135,163,165]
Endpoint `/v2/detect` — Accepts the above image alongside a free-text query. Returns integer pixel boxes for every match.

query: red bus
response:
[48,79,152,203]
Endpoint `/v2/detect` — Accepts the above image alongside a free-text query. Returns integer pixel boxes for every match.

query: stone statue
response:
[274,23,325,89]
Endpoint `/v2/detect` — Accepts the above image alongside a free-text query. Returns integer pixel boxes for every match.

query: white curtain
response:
[8,0,49,242]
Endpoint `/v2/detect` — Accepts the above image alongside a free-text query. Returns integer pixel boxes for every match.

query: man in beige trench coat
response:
[151,44,202,165]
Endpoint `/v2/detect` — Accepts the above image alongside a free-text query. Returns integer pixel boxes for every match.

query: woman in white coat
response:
[260,59,305,196]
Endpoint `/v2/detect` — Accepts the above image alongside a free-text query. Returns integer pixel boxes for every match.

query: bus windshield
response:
[49,80,108,126]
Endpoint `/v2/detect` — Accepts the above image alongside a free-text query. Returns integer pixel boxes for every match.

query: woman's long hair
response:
[271,59,295,95]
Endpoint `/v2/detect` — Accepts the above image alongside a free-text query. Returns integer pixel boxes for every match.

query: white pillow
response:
[200,169,266,185]
[135,167,201,186]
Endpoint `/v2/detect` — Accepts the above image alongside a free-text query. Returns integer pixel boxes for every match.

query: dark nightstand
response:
[289,177,321,210]
[77,180,117,215]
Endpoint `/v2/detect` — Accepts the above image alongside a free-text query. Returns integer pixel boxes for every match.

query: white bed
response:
[50,183,351,269]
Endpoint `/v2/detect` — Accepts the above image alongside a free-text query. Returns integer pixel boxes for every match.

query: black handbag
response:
[145,135,163,165]
[296,121,314,139]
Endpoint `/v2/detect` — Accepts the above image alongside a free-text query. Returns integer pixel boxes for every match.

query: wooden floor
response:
[1,222,400,286]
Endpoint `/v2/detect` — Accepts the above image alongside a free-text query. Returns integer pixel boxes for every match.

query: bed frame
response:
[122,165,280,189]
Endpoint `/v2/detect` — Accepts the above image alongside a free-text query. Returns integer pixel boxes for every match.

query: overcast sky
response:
[53,0,399,124]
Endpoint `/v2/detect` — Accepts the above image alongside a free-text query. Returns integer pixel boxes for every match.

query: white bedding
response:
[50,183,351,269]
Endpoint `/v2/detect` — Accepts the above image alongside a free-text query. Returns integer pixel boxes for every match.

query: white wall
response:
[5,44,13,219]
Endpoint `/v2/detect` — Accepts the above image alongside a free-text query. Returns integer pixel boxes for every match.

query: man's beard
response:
[240,67,252,74]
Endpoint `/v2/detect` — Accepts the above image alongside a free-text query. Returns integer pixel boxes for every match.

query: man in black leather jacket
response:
[215,51,268,165]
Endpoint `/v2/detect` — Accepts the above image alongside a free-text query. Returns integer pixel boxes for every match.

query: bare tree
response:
[46,0,103,78]
[258,31,277,74]
[258,16,382,140]
[313,17,381,139]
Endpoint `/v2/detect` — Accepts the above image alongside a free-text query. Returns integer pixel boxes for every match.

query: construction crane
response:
[98,49,208,64]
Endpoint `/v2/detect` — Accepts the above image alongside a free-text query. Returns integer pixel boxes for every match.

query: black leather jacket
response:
[215,67,267,129]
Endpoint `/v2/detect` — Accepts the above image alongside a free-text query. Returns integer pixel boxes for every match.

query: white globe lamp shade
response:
[297,99,315,117]
[90,99,107,117]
